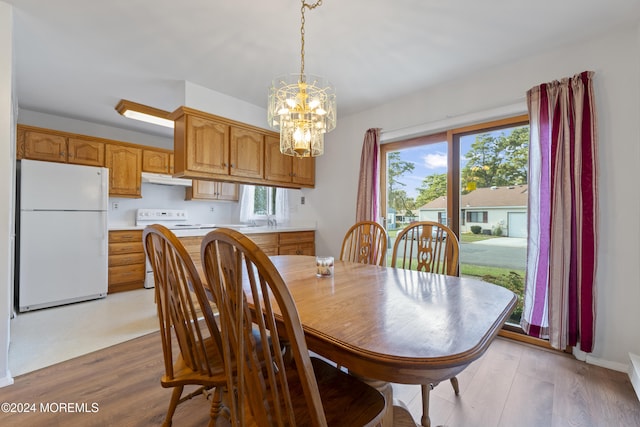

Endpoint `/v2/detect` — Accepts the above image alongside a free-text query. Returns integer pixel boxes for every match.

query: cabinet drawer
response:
[249,233,278,247]
[108,264,145,285]
[278,231,315,245]
[279,242,315,256]
[249,233,278,255]
[109,241,144,255]
[109,253,146,267]
[109,230,143,243]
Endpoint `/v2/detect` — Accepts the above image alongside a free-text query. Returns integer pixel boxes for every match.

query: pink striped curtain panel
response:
[522,71,599,352]
[355,128,381,222]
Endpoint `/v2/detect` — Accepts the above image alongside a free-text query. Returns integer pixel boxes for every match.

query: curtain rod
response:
[380,99,527,143]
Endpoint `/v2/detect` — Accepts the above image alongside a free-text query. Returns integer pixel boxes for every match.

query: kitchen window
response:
[254,186,276,216]
[240,185,289,223]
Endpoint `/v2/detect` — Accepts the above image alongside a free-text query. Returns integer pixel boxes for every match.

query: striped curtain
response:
[521,71,598,352]
[355,128,381,222]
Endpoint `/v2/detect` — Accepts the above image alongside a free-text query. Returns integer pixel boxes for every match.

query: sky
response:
[390,124,529,200]
[393,136,473,199]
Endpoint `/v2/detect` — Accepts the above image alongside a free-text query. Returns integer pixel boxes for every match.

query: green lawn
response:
[386,227,524,323]
[461,263,524,324]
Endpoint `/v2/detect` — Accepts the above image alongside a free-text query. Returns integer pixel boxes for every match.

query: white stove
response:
[136,208,218,289]
[135,208,217,230]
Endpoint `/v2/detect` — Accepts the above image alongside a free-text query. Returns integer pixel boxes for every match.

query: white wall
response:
[314,24,640,369]
[0,1,14,387]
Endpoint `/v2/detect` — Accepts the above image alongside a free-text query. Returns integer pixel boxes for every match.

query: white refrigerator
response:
[18,159,109,312]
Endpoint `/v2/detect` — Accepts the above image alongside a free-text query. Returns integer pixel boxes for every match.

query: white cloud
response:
[423,153,447,169]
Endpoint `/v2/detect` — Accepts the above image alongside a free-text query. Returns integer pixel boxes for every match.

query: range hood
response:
[141,172,192,187]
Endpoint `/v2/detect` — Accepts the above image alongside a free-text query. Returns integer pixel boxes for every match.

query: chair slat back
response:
[201,228,327,427]
[143,224,223,380]
[391,221,459,276]
[340,221,388,266]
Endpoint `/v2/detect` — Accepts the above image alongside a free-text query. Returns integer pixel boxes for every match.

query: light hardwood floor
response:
[1,330,639,426]
[3,290,640,426]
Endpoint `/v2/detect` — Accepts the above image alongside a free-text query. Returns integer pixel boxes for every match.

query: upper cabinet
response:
[183,115,229,175]
[264,136,314,187]
[19,127,104,167]
[230,127,263,179]
[142,149,172,174]
[185,180,239,201]
[105,144,142,198]
[171,106,314,188]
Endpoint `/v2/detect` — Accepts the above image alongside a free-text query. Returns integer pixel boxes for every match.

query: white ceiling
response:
[6,0,640,138]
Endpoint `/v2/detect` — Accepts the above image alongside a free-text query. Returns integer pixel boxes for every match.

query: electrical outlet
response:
[300,196,305,205]
[210,206,215,212]
[112,202,119,210]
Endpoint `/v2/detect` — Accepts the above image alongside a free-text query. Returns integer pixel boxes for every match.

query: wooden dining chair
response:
[340,221,388,266]
[391,221,460,427]
[201,228,386,427]
[143,224,228,427]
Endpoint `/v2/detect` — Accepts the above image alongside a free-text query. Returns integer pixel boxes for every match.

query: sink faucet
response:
[267,216,277,227]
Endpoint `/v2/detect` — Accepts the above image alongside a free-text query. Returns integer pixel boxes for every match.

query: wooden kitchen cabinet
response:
[67,138,105,166]
[174,111,229,177]
[186,179,239,201]
[249,233,279,256]
[278,231,315,255]
[20,128,105,167]
[230,127,263,179]
[23,130,67,162]
[142,149,172,173]
[108,230,145,293]
[171,106,312,188]
[178,236,203,271]
[177,231,312,273]
[264,135,315,187]
[105,144,142,198]
[173,107,264,181]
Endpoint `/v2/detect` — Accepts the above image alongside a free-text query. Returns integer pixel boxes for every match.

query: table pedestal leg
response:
[351,372,419,427]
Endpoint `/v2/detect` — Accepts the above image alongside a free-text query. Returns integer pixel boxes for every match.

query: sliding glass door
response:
[381,115,530,327]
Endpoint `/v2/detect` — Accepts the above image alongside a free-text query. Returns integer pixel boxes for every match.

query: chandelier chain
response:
[300,0,322,79]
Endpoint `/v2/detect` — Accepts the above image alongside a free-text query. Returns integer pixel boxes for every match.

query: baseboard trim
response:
[499,329,630,373]
[0,371,14,388]
[629,353,640,401]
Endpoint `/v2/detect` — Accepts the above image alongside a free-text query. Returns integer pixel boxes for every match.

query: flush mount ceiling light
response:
[115,99,174,129]
[267,0,336,157]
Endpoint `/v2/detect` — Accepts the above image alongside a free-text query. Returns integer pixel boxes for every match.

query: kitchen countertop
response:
[108,224,316,237]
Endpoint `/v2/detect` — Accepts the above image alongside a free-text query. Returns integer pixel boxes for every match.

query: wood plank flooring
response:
[0,333,638,426]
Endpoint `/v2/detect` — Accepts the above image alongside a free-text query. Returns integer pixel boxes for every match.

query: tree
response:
[415,173,447,207]
[387,152,415,212]
[461,126,528,191]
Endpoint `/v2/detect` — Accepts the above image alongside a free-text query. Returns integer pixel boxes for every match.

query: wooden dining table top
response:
[266,255,518,385]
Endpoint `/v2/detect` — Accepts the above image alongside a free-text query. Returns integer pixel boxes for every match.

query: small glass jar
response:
[316,256,334,277]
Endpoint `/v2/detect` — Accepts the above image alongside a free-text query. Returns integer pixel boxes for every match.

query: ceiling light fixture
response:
[267,0,336,157]
[115,99,174,129]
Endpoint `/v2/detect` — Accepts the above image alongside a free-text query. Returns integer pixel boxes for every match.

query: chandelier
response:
[268,0,336,157]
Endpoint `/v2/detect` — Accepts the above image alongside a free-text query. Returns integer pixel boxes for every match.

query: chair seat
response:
[161,337,226,388]
[242,357,386,427]
[309,358,385,426]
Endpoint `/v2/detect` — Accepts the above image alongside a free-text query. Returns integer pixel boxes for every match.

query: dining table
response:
[264,255,517,427]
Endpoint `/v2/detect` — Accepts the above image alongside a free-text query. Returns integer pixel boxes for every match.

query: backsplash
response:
[108,182,316,228]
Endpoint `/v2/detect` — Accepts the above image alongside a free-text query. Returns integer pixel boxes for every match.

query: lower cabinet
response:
[108,230,145,293]
[178,236,205,272]
[278,231,315,255]
[178,230,314,274]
